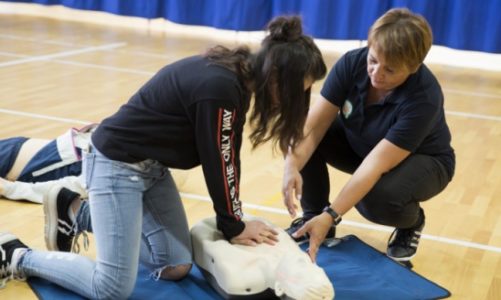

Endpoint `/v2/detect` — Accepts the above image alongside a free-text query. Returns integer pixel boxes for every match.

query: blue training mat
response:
[28,235,450,300]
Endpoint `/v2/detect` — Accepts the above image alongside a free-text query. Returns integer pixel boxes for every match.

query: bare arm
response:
[330,138,410,215]
[296,138,411,262]
[282,97,339,217]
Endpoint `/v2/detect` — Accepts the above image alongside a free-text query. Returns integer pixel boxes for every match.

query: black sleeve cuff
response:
[216,217,246,240]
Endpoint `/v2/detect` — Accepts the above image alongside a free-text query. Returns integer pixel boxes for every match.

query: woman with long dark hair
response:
[1,16,326,298]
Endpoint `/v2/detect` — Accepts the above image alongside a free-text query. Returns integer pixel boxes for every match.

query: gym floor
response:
[0,11,500,300]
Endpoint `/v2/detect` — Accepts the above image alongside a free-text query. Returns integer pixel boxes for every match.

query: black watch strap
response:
[323,206,342,225]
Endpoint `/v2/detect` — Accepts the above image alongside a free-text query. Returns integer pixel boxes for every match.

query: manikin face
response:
[367,46,413,92]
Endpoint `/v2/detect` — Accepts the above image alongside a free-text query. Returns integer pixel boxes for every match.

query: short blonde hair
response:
[368,8,432,71]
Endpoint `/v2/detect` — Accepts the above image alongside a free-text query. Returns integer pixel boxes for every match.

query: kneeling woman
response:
[0,16,326,299]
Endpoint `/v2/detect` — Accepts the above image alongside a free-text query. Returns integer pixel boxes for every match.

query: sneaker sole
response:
[294,239,309,246]
[43,185,62,251]
[386,253,416,262]
[0,232,17,245]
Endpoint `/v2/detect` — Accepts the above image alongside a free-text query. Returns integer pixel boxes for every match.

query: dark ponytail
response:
[249,16,327,153]
[266,16,303,42]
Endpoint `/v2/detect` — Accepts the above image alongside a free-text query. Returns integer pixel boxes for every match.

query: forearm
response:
[330,162,382,215]
[285,134,319,171]
[286,97,339,171]
[195,101,245,240]
[329,139,410,216]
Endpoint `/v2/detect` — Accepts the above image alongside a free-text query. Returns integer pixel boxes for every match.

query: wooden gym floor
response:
[0,12,500,300]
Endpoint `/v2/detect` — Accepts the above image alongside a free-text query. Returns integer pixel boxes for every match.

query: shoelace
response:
[388,227,421,247]
[10,248,26,282]
[289,218,305,229]
[71,231,90,253]
[68,220,89,253]
[0,263,11,288]
[0,248,27,288]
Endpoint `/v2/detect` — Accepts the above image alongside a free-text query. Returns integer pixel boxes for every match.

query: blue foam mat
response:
[28,235,450,300]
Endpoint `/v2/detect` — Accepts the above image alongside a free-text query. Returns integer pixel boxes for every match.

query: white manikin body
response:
[191,217,335,300]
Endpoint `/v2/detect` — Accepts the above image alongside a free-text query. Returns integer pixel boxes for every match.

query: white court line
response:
[0,36,180,60]
[10,53,496,105]
[0,33,90,47]
[445,110,501,122]
[0,50,154,76]
[180,192,501,254]
[8,57,493,114]
[41,55,501,100]
[118,49,182,59]
[0,106,499,254]
[0,108,90,125]
[0,33,179,59]
[0,97,500,128]
[311,93,501,121]
[0,42,127,68]
[1,39,500,100]
[443,88,501,100]
[53,59,153,76]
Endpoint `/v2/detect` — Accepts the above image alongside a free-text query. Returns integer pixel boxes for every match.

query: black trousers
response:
[300,118,451,229]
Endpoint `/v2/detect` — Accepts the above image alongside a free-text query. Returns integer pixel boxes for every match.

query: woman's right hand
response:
[282,157,302,218]
[292,212,333,263]
[230,220,278,246]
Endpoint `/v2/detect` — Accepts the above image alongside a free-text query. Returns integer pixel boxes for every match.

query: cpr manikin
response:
[191,217,334,300]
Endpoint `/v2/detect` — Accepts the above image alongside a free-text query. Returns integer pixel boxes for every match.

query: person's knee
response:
[159,263,192,281]
[358,186,421,228]
[92,273,136,300]
[357,185,410,225]
[93,288,133,300]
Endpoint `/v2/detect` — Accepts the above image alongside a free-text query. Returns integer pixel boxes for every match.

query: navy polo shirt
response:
[321,47,455,179]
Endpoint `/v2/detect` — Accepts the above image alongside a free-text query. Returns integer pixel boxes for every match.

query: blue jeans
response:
[20,148,192,299]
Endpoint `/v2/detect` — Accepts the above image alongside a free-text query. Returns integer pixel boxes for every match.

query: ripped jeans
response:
[20,147,192,299]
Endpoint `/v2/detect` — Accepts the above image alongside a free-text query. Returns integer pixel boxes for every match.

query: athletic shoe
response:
[0,232,28,288]
[285,217,336,245]
[387,210,426,261]
[43,185,87,252]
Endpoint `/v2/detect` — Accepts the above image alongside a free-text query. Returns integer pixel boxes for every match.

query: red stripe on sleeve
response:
[217,108,233,215]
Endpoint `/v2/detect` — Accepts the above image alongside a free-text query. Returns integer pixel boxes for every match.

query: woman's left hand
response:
[230,220,279,246]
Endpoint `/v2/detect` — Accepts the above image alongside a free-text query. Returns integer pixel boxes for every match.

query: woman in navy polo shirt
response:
[282,8,455,263]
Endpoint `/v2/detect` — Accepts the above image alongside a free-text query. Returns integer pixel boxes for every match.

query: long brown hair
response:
[205,16,327,153]
[251,16,326,153]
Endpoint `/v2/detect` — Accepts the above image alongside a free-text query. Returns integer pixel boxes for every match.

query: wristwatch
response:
[323,206,342,225]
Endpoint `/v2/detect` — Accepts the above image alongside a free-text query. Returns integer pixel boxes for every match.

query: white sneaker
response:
[43,185,88,252]
[0,232,28,288]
